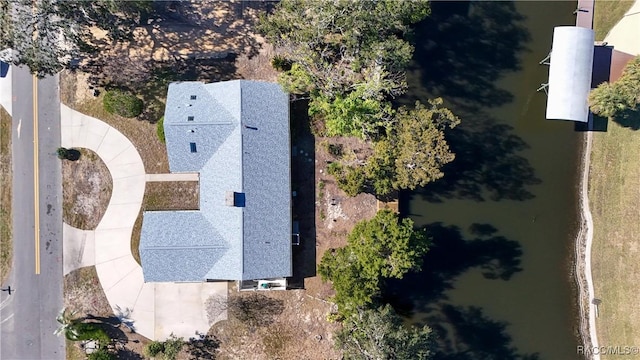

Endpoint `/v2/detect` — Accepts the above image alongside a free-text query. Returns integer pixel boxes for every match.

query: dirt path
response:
[576,132,599,360]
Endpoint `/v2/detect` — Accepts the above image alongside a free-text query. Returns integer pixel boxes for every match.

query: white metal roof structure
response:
[545,26,595,123]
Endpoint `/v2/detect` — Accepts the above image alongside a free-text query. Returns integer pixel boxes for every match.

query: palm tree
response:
[53,307,81,340]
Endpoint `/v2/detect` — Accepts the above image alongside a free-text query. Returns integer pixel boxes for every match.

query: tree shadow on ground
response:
[396,1,538,202]
[77,0,273,123]
[229,293,285,329]
[383,222,523,316]
[612,108,640,130]
[185,334,221,360]
[288,99,318,288]
[83,315,130,343]
[427,305,540,360]
[83,54,239,123]
[402,1,530,111]
[115,348,144,360]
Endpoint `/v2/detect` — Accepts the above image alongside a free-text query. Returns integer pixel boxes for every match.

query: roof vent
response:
[225,191,246,207]
[190,95,197,100]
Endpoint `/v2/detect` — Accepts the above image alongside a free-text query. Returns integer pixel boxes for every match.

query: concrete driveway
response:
[61,104,227,340]
[604,0,640,56]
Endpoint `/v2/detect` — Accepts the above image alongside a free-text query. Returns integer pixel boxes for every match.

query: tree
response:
[53,307,110,344]
[336,305,434,360]
[589,56,640,121]
[0,0,150,77]
[392,99,460,190]
[348,209,429,279]
[319,210,429,315]
[1,0,75,77]
[309,89,394,138]
[328,99,459,197]
[259,0,429,97]
[318,247,379,314]
[363,140,397,196]
[259,0,431,136]
[53,307,81,340]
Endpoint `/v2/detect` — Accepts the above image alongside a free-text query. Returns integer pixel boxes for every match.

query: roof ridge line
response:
[145,245,229,250]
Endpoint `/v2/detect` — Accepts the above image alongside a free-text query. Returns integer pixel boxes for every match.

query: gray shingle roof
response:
[139,80,291,282]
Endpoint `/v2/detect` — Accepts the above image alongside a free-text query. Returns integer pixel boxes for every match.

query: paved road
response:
[0,65,64,359]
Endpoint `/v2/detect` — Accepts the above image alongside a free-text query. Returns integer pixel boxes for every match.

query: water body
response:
[388,2,584,359]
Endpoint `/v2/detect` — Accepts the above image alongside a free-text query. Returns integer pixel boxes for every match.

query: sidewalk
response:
[61,104,226,340]
[604,0,640,56]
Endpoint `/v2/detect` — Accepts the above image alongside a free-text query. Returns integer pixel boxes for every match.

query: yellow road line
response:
[32,75,40,275]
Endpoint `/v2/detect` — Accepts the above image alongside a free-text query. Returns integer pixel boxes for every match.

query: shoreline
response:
[575,131,599,360]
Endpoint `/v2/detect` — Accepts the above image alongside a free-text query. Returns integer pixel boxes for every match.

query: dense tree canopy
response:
[318,210,429,315]
[336,305,434,360]
[0,0,149,77]
[589,56,640,125]
[259,0,431,138]
[393,99,460,189]
[331,99,460,196]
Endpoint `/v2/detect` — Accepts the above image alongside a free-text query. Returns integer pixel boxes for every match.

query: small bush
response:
[156,116,165,143]
[337,166,366,197]
[88,348,116,360]
[326,162,342,176]
[70,323,110,344]
[327,143,343,158]
[56,147,68,159]
[144,341,165,357]
[271,55,293,71]
[103,89,143,118]
[162,335,185,360]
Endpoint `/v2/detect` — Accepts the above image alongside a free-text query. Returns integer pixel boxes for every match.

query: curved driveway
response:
[604,0,640,56]
[61,104,226,340]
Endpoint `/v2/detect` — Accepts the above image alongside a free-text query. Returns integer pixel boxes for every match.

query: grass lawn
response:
[0,106,12,284]
[593,0,635,40]
[73,94,170,174]
[589,2,639,357]
[589,121,640,358]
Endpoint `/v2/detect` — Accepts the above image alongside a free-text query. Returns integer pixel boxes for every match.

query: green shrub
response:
[56,147,68,159]
[326,162,342,176]
[162,335,185,360]
[144,341,165,357]
[156,116,165,143]
[103,89,143,118]
[327,143,343,158]
[337,166,366,197]
[69,323,110,344]
[271,55,292,71]
[88,348,116,360]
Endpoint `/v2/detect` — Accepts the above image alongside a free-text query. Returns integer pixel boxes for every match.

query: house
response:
[139,80,292,284]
